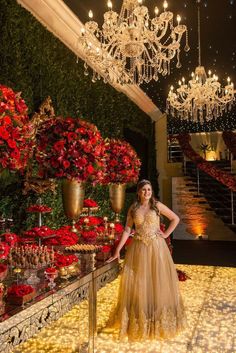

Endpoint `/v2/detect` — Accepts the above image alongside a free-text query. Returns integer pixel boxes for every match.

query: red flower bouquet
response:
[45,267,57,274]
[36,117,106,183]
[0,85,32,172]
[3,232,18,246]
[81,230,98,242]
[27,205,52,213]
[7,284,35,305]
[83,199,98,207]
[55,254,78,268]
[78,216,103,227]
[103,139,141,184]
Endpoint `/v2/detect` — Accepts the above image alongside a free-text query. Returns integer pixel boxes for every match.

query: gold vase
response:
[109,183,126,222]
[62,179,85,232]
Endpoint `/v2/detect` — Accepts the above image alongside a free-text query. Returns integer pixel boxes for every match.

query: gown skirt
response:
[108,234,186,341]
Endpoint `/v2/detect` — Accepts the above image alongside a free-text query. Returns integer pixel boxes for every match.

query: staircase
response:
[185,160,236,235]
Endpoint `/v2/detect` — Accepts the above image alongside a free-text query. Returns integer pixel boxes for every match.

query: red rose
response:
[84,199,98,207]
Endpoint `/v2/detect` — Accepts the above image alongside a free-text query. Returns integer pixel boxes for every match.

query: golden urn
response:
[109,183,126,222]
[62,179,85,232]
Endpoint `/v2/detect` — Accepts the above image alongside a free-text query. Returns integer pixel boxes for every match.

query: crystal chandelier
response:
[78,0,189,85]
[166,0,235,123]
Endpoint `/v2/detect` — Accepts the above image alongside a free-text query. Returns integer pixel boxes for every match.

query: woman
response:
[107,179,186,341]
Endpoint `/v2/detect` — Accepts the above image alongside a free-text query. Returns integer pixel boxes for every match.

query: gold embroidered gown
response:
[110,208,186,341]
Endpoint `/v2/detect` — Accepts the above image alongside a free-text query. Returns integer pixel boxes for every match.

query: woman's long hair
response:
[131,179,160,217]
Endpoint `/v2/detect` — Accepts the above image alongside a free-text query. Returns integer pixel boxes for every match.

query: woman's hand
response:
[106,250,120,263]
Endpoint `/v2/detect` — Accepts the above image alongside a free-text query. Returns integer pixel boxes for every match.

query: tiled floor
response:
[14,265,236,353]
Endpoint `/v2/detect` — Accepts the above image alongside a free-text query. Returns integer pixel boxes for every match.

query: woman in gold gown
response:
[107,179,186,341]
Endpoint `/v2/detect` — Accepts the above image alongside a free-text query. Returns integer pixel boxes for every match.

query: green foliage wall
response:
[0,0,158,231]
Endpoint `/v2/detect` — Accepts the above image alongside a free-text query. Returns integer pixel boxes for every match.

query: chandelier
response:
[166,0,235,123]
[78,0,189,86]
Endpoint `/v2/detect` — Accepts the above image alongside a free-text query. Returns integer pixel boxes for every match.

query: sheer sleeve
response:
[125,205,134,230]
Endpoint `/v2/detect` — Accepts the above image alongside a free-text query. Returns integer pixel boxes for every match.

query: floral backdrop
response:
[0,0,158,231]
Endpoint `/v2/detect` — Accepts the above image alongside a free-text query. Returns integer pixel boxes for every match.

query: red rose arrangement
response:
[101,245,111,253]
[27,205,52,213]
[45,267,57,274]
[2,232,18,246]
[7,284,34,297]
[103,139,141,184]
[36,117,106,183]
[77,216,105,241]
[0,85,32,172]
[54,254,78,268]
[50,226,78,246]
[83,199,98,207]
[23,225,78,246]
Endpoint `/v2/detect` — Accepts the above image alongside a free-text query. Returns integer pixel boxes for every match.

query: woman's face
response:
[138,183,152,202]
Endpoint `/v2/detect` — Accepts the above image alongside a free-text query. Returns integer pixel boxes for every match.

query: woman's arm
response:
[107,226,131,262]
[157,201,180,238]
[107,206,134,262]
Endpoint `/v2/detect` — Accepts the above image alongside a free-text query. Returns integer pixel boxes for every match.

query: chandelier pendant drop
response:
[78,0,189,85]
[167,0,235,123]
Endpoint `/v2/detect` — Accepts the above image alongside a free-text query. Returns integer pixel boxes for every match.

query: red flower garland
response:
[104,139,141,184]
[177,134,236,191]
[0,85,33,172]
[36,117,106,183]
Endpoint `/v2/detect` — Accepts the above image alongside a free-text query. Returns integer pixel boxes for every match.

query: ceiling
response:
[63,0,236,113]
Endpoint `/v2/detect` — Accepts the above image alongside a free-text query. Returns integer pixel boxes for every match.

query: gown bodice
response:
[133,208,160,245]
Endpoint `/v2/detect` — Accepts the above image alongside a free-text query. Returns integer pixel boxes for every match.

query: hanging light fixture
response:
[166,0,235,123]
[78,0,189,85]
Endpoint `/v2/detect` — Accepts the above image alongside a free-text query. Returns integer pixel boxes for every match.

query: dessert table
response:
[0,259,119,353]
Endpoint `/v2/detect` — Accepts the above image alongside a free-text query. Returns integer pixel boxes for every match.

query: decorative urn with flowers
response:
[36,117,106,231]
[104,139,141,221]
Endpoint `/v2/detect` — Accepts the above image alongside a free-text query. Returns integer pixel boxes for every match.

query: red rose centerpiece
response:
[36,117,106,231]
[104,139,141,184]
[104,139,141,221]
[55,253,79,279]
[83,198,99,216]
[36,117,105,183]
[0,85,32,172]
[7,284,35,305]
